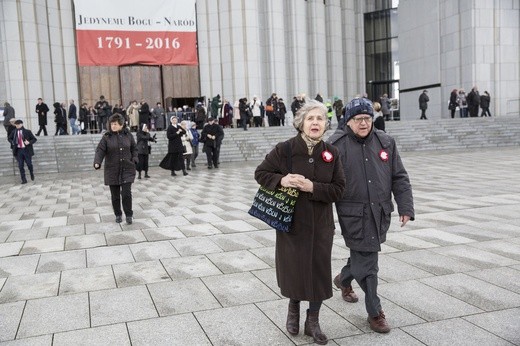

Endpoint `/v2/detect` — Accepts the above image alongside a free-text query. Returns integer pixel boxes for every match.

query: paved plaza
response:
[0,146,519,345]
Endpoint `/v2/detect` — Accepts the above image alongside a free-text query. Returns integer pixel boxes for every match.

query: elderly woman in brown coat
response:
[254,100,345,345]
[94,113,138,225]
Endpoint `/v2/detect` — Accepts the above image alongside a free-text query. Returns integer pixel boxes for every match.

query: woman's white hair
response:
[292,100,328,132]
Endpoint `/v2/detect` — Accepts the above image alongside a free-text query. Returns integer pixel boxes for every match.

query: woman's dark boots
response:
[286,301,300,335]
[304,309,328,345]
[183,169,188,176]
[186,158,191,170]
[137,171,142,179]
[144,170,150,178]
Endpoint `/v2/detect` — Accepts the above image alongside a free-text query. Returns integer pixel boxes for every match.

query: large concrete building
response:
[1,0,518,132]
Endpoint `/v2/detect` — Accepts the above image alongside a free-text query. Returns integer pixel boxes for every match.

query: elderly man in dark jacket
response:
[328,97,415,334]
[94,114,138,224]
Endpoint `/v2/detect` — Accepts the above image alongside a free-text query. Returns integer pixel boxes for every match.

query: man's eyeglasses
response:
[351,116,373,123]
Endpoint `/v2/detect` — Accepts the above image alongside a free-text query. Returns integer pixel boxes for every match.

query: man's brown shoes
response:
[333,274,359,303]
[367,310,391,333]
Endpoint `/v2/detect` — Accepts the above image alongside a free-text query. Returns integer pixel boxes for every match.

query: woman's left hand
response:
[294,177,313,193]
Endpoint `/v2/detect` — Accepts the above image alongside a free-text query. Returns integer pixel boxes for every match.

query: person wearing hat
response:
[327,97,415,334]
[200,116,223,169]
[8,119,37,184]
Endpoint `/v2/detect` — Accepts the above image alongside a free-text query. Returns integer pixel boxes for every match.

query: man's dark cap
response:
[14,119,23,125]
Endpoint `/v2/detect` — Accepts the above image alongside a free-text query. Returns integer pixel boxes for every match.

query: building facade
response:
[0,0,518,131]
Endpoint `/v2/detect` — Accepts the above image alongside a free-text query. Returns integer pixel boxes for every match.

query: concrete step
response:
[2,116,519,176]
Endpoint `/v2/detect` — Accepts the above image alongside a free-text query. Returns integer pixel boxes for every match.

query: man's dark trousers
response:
[16,148,33,182]
[338,249,382,317]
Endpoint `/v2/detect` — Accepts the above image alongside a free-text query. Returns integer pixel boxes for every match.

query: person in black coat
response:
[35,98,49,136]
[136,123,156,179]
[200,117,224,169]
[94,114,138,224]
[480,91,492,117]
[9,119,37,184]
[139,100,151,128]
[159,116,188,176]
[449,89,458,118]
[328,97,414,334]
[53,102,66,135]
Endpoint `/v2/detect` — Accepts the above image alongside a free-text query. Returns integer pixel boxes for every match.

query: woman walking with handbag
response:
[254,100,345,345]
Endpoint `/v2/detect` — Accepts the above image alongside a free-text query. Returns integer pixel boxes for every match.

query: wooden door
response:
[120,66,162,110]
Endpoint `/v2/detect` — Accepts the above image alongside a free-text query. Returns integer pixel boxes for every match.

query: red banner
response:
[73,0,197,66]
[76,30,197,66]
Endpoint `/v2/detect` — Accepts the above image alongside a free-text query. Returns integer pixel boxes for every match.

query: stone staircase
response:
[1,116,519,176]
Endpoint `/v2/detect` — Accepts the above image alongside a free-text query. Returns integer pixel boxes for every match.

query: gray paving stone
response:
[6,228,48,242]
[467,239,520,261]
[429,244,520,269]
[127,313,211,345]
[140,226,185,241]
[251,268,283,299]
[195,304,292,345]
[0,272,59,303]
[89,285,158,326]
[84,222,121,234]
[170,237,223,256]
[32,216,67,228]
[211,219,258,233]
[402,228,476,246]
[0,220,35,232]
[249,246,276,267]
[184,213,226,224]
[105,230,147,246]
[209,233,264,251]
[378,280,483,321]
[402,318,513,345]
[0,242,23,258]
[113,260,171,287]
[19,237,65,255]
[176,223,222,237]
[0,335,52,346]
[388,249,479,275]
[17,293,89,338]
[463,308,520,345]
[202,272,279,307]
[160,255,222,279]
[64,233,106,250]
[0,255,39,278]
[419,273,520,311]
[0,301,25,342]
[86,245,135,267]
[466,267,520,294]
[36,250,86,273]
[335,328,424,345]
[59,265,116,295]
[152,215,191,228]
[378,254,434,282]
[248,230,277,246]
[0,231,11,243]
[206,250,271,274]
[66,214,101,225]
[129,240,180,261]
[53,323,130,346]
[47,224,85,238]
[384,233,439,251]
[120,218,157,231]
[148,278,221,316]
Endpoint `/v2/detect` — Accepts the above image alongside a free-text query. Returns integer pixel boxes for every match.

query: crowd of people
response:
[449,86,492,118]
